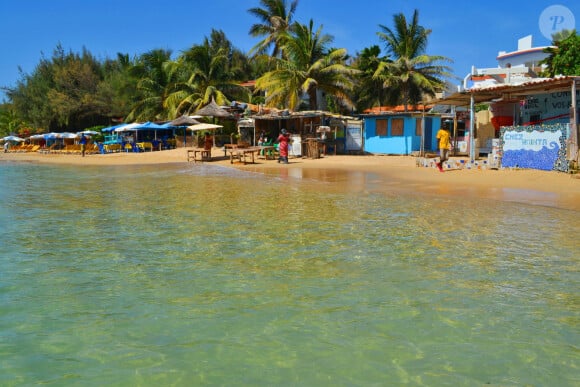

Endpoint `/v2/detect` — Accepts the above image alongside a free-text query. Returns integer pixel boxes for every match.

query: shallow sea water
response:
[0,162,578,386]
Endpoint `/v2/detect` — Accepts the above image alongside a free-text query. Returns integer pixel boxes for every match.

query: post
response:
[571,78,578,164]
[420,104,425,157]
[469,92,475,162]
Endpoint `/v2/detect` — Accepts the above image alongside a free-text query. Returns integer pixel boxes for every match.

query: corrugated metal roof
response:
[433,76,580,106]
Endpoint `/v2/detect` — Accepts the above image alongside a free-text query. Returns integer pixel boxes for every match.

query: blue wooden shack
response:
[362,113,442,155]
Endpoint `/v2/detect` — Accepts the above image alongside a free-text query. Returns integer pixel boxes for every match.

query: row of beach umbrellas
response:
[2,99,232,144]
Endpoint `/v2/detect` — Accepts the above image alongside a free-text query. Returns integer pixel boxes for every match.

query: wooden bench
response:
[187,148,211,163]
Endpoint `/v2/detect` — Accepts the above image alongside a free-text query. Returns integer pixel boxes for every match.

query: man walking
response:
[436,127,450,172]
[79,134,87,157]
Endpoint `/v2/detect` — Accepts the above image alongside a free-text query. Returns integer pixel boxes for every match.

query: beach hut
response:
[362,112,441,155]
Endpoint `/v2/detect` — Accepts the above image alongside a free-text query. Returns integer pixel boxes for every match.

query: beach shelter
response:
[114,122,143,132]
[187,123,223,148]
[101,124,126,133]
[193,99,232,118]
[170,115,202,126]
[187,123,223,132]
[169,116,202,146]
[2,135,25,142]
[77,130,99,136]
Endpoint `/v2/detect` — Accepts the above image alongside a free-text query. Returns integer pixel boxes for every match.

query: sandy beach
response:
[2,148,579,211]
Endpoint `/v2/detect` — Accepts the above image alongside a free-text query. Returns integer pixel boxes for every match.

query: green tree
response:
[7,57,54,131]
[375,9,452,111]
[255,19,358,111]
[96,53,139,121]
[351,45,395,111]
[47,47,105,128]
[0,103,25,136]
[540,30,580,77]
[166,29,250,117]
[125,49,175,122]
[248,0,299,58]
[7,45,111,131]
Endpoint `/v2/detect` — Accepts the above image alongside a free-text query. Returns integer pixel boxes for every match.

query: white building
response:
[470,35,554,89]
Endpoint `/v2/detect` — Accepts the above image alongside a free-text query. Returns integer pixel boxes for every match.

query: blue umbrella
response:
[2,135,25,142]
[101,124,126,133]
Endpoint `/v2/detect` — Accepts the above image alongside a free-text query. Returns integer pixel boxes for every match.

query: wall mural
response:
[500,124,569,172]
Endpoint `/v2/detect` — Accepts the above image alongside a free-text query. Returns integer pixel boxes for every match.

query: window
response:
[415,118,422,136]
[376,119,387,136]
[391,118,404,136]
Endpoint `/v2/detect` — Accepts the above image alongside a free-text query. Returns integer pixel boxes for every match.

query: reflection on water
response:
[0,163,578,386]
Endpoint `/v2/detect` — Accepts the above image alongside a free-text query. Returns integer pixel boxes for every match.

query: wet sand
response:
[2,148,579,211]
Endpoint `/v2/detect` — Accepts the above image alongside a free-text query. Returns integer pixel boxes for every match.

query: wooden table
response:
[187,148,211,163]
[227,146,263,164]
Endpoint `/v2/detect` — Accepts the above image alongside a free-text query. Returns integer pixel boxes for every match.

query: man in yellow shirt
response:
[436,127,450,172]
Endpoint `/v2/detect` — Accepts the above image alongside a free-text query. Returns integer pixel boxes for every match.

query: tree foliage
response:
[255,19,358,112]
[1,3,454,133]
[540,30,580,77]
[374,9,452,111]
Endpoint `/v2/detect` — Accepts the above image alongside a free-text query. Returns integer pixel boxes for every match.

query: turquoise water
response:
[0,162,578,386]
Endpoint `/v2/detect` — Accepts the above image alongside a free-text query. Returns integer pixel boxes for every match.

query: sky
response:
[0,0,578,101]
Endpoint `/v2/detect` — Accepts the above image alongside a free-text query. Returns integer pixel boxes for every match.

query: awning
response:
[434,76,580,106]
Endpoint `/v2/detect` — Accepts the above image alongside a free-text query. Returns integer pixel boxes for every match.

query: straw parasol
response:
[187,123,224,132]
[170,115,202,126]
[194,99,232,118]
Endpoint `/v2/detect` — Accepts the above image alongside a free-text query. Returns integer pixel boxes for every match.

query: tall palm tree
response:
[255,19,358,111]
[248,0,299,58]
[165,30,250,117]
[126,49,175,121]
[352,45,395,111]
[375,9,452,111]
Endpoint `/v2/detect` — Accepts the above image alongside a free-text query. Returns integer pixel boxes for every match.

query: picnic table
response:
[187,148,211,163]
[227,146,274,164]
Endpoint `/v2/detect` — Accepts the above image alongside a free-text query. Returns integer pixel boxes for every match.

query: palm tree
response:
[248,0,299,58]
[351,45,395,111]
[165,30,250,117]
[255,19,358,111]
[375,9,452,111]
[126,49,175,121]
[540,29,580,77]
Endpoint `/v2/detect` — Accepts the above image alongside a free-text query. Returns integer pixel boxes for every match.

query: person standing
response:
[276,129,290,164]
[435,127,451,172]
[258,131,268,146]
[79,134,87,157]
[203,132,213,151]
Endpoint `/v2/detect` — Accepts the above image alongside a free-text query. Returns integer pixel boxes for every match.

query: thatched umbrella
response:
[169,116,202,147]
[170,115,202,126]
[194,99,232,118]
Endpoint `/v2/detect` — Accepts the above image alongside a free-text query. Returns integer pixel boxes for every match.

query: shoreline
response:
[2,148,579,211]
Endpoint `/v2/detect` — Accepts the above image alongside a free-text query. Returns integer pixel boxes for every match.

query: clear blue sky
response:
[0,0,578,101]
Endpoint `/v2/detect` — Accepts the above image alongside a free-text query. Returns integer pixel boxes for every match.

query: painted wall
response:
[521,90,579,125]
[500,124,569,172]
[363,115,440,155]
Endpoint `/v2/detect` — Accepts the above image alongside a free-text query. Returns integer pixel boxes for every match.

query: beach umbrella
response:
[187,123,223,132]
[101,124,125,133]
[193,99,232,118]
[77,130,99,136]
[170,115,202,126]
[114,122,143,132]
[187,123,223,147]
[2,135,25,142]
